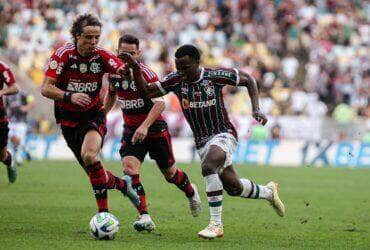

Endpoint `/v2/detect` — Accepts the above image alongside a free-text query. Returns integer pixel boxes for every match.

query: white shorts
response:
[197,133,237,168]
[9,122,27,144]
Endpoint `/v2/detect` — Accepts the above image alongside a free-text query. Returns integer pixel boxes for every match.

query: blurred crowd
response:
[0,0,369,140]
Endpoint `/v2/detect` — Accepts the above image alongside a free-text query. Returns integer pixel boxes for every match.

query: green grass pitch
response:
[0,161,369,249]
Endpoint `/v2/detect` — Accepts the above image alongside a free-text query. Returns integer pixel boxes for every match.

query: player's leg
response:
[0,123,16,183]
[16,122,29,163]
[122,155,155,232]
[9,123,24,165]
[220,165,285,217]
[119,133,155,231]
[122,156,147,214]
[9,135,20,163]
[81,129,139,212]
[197,145,225,239]
[148,131,202,216]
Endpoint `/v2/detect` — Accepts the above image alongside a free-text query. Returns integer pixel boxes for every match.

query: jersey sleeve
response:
[1,64,16,86]
[140,64,159,84]
[101,50,124,74]
[44,50,66,79]
[209,68,240,86]
[153,72,180,95]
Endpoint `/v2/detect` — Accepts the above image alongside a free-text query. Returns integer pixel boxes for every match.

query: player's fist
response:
[118,53,139,69]
[252,110,268,126]
[71,93,91,107]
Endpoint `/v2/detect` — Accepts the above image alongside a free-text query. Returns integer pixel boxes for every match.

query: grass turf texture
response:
[0,161,369,249]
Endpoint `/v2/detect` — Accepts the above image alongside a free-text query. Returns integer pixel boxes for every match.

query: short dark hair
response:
[175,44,201,62]
[70,13,102,44]
[118,34,140,49]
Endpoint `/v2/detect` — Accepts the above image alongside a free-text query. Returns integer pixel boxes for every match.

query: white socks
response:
[240,178,272,200]
[204,174,223,224]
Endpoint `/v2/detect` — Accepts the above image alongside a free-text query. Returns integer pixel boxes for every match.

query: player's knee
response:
[162,166,177,181]
[201,162,218,176]
[122,158,139,175]
[81,151,98,166]
[201,154,224,176]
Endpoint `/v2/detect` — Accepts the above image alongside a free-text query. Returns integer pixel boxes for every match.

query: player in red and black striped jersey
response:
[41,14,139,214]
[121,44,285,239]
[104,35,201,232]
[0,60,19,183]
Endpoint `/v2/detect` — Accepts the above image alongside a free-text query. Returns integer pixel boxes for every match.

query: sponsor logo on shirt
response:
[67,81,98,92]
[117,98,144,109]
[182,99,216,109]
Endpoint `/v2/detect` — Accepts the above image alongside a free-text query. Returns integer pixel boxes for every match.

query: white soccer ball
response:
[89,212,120,240]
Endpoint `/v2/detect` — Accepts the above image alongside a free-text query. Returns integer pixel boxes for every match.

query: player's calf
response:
[2,151,16,183]
[223,179,243,196]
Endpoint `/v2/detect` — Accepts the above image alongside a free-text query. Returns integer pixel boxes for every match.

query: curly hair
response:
[70,13,102,44]
[175,44,201,63]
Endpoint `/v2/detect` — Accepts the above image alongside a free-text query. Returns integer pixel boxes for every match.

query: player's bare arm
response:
[0,83,19,97]
[118,52,163,99]
[132,99,165,144]
[238,71,268,125]
[103,83,117,114]
[41,76,91,107]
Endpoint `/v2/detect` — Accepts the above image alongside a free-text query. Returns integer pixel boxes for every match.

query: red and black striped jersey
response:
[44,43,123,127]
[0,60,16,123]
[108,62,167,133]
[155,67,239,149]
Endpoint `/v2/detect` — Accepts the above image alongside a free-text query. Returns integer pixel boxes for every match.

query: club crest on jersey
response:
[90,62,101,73]
[130,82,137,91]
[79,63,87,73]
[181,87,188,94]
[204,85,215,96]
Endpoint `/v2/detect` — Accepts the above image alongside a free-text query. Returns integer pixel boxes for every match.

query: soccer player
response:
[41,13,139,213]
[104,34,201,232]
[5,91,34,165]
[120,44,286,239]
[0,60,19,182]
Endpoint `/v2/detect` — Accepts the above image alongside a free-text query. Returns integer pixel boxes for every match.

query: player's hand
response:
[116,65,130,76]
[118,53,140,70]
[132,124,148,144]
[70,93,91,107]
[252,110,268,125]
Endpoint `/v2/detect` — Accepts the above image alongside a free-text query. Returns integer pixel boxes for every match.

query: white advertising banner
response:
[22,135,370,168]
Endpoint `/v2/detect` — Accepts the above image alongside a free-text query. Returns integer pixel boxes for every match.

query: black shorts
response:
[61,111,107,167]
[119,129,175,169]
[0,122,9,150]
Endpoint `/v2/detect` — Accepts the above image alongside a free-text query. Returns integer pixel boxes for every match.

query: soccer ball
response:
[89,212,120,240]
